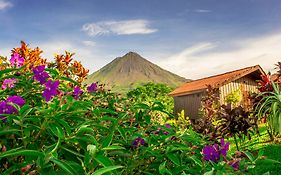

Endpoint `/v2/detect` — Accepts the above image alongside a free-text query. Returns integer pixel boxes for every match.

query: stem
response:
[233,134,239,151]
[35,118,48,140]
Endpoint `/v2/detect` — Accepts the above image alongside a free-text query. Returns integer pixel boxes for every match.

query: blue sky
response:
[0,0,281,79]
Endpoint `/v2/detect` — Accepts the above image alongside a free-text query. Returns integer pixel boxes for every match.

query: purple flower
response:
[33,65,50,84]
[202,145,220,162]
[7,96,25,107]
[0,96,25,122]
[42,80,60,101]
[2,78,17,90]
[132,137,145,147]
[0,102,11,122]
[202,138,230,163]
[87,83,98,93]
[219,138,230,157]
[72,86,83,100]
[164,124,171,128]
[10,53,24,68]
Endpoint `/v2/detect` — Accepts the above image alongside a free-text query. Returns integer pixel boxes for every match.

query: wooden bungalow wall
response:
[173,75,259,119]
[219,76,259,105]
[173,92,205,119]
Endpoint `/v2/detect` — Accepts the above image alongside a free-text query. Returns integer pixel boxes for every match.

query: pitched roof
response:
[170,65,265,97]
[271,74,281,82]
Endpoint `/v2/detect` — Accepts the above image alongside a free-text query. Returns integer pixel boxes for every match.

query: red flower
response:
[258,74,272,92]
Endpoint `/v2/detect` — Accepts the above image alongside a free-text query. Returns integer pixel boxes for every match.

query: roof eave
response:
[169,89,206,97]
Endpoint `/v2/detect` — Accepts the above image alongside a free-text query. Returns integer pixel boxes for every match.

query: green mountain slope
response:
[85,52,189,92]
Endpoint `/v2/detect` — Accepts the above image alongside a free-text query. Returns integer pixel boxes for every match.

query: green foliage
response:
[196,85,259,150]
[166,110,191,133]
[225,89,242,106]
[257,82,281,140]
[127,83,174,123]
[0,43,262,175]
[127,82,173,111]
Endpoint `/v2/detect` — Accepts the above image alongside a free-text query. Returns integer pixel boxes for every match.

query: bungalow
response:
[169,65,266,120]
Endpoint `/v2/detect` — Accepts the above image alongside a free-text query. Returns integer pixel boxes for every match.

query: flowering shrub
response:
[0,43,260,174]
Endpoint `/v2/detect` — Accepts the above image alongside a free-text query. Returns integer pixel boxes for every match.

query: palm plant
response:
[257,82,281,140]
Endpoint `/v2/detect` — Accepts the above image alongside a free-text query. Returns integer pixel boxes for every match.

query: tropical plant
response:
[127,83,173,112]
[127,83,174,124]
[225,89,242,107]
[257,82,281,140]
[217,104,259,150]
[194,85,220,139]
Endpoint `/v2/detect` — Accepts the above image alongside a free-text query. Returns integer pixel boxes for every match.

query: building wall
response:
[219,76,259,105]
[173,75,259,119]
[174,92,205,119]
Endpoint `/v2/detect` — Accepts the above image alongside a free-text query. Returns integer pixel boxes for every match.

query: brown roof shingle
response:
[170,65,265,97]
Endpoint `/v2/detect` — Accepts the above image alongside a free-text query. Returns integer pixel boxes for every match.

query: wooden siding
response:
[173,75,259,119]
[219,76,259,105]
[174,92,204,119]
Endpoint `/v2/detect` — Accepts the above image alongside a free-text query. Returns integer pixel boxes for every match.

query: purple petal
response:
[7,96,25,107]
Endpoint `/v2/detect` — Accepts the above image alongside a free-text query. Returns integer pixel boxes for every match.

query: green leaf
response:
[102,145,125,151]
[50,158,79,175]
[102,132,114,148]
[117,126,126,141]
[0,129,21,136]
[0,149,44,158]
[190,156,203,167]
[258,149,264,158]
[167,153,181,166]
[159,161,172,175]
[19,105,33,117]
[61,146,84,158]
[94,152,113,166]
[260,158,281,164]
[134,103,150,110]
[203,168,215,175]
[243,151,255,162]
[45,68,59,77]
[91,165,123,175]
[59,76,79,86]
[0,68,19,77]
[55,118,72,136]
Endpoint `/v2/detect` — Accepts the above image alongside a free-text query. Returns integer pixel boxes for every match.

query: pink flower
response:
[10,53,24,68]
[2,78,17,90]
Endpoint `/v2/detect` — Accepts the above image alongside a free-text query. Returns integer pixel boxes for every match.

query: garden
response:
[0,42,280,175]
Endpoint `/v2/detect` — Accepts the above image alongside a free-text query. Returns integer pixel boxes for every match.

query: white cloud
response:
[35,40,102,73]
[82,19,157,36]
[157,33,281,79]
[82,40,96,47]
[194,9,212,13]
[0,0,12,11]
[163,43,216,67]
[0,40,108,74]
